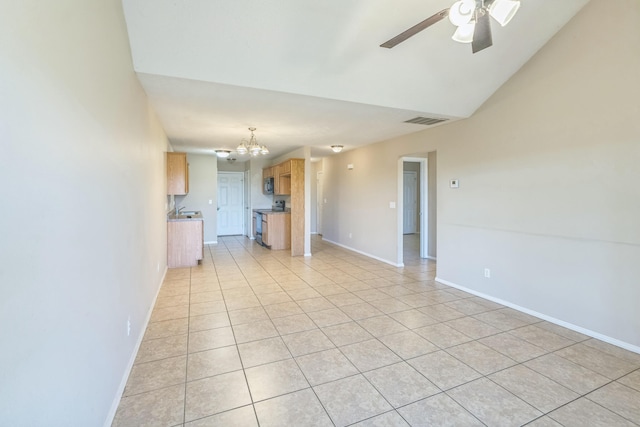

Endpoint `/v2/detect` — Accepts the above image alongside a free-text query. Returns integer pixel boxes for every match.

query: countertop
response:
[253,209,291,215]
[167,211,204,222]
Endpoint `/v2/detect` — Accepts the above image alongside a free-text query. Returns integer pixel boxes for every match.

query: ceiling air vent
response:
[404,116,448,126]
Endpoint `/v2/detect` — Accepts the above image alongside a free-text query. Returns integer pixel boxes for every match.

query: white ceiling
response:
[123,0,589,160]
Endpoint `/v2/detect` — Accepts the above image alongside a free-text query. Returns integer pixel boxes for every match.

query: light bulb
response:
[449,0,475,26]
[236,140,248,155]
[452,22,475,43]
[490,0,520,26]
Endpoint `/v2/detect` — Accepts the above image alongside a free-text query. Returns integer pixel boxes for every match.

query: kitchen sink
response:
[179,211,200,215]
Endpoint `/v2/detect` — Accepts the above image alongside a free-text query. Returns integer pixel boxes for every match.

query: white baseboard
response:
[304,253,312,257]
[435,276,640,355]
[426,256,437,261]
[104,266,167,427]
[204,241,218,245]
[322,238,402,267]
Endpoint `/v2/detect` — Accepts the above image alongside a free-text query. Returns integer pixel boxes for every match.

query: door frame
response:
[397,157,428,266]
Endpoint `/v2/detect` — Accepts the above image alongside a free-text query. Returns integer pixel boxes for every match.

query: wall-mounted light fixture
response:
[331,145,344,153]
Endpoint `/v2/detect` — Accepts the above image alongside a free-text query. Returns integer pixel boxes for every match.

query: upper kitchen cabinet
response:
[272,159,296,195]
[167,152,189,195]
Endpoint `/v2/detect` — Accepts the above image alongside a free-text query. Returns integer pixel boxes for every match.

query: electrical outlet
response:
[484,268,491,278]
[127,316,131,336]
[156,261,160,272]
[348,232,352,239]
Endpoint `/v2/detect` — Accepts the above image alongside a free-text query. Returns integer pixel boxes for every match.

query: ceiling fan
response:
[380,0,521,54]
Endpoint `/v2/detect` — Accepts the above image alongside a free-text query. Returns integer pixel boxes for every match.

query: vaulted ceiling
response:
[123,0,589,160]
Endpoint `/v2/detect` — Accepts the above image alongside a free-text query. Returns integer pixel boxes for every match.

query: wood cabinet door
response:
[281,160,291,174]
[167,152,188,195]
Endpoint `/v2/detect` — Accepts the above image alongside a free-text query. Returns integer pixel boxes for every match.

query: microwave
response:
[264,177,274,194]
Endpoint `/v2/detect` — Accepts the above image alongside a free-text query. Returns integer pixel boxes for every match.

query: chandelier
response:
[236,127,269,156]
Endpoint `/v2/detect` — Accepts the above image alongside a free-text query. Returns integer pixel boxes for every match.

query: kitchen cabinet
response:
[262,212,291,250]
[167,152,189,195]
[261,158,304,256]
[167,218,203,267]
[272,160,292,195]
[263,166,274,179]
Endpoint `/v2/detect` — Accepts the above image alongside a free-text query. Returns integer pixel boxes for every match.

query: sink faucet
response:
[175,205,185,215]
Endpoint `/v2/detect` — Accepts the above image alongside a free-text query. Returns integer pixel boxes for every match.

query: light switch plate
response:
[450,179,459,188]
[389,202,396,209]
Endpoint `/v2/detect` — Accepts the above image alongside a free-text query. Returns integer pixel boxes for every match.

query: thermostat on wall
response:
[450,179,459,188]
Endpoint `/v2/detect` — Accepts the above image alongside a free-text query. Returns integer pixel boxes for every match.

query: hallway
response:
[113,236,640,426]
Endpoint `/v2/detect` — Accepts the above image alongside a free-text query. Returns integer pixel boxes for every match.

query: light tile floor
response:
[113,235,640,426]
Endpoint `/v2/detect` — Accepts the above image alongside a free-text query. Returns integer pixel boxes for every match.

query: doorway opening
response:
[398,153,437,266]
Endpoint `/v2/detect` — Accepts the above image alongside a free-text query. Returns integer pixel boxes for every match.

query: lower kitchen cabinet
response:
[167,219,203,267]
[262,213,291,250]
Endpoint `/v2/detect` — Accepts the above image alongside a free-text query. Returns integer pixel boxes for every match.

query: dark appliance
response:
[264,177,274,194]
[273,200,285,211]
[255,211,264,245]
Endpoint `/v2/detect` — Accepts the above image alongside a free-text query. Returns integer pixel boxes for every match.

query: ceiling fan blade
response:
[380,9,449,49]
[471,10,493,53]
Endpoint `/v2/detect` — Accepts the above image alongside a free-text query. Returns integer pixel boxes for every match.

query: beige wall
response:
[310,160,323,234]
[322,0,640,349]
[428,152,437,258]
[177,154,218,243]
[0,1,170,425]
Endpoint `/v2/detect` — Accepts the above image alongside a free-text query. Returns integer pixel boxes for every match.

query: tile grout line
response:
[120,236,640,426]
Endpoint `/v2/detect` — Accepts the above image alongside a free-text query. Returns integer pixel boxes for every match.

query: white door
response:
[403,171,418,234]
[317,171,324,235]
[217,172,244,236]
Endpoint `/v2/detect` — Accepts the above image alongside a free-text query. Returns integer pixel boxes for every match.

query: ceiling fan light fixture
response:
[215,149,231,158]
[452,22,475,43]
[489,0,520,26]
[331,145,344,153]
[448,0,475,26]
